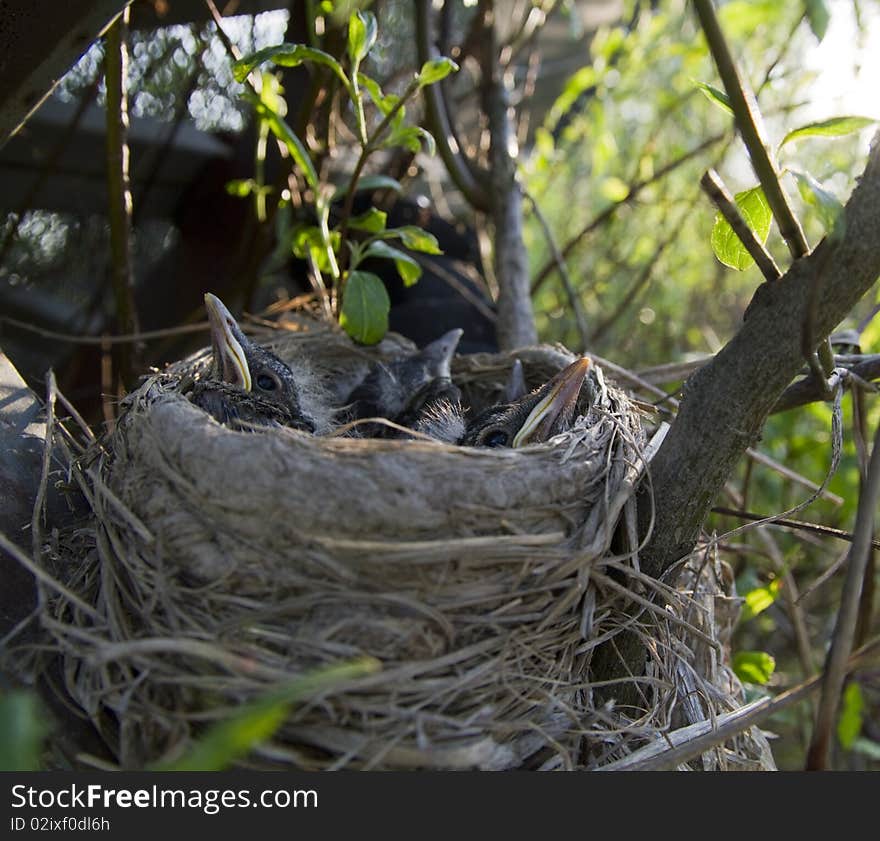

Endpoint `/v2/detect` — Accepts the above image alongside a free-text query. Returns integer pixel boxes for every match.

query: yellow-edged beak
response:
[512,356,591,447]
[204,293,252,391]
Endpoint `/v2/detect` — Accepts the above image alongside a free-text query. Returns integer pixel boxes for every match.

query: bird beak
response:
[512,357,591,447]
[204,293,252,391]
[421,328,464,379]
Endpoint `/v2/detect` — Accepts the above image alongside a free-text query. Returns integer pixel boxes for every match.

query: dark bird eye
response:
[483,429,509,448]
[256,373,278,392]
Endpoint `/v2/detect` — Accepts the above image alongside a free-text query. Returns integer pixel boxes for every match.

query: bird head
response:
[462,356,592,448]
[203,293,316,432]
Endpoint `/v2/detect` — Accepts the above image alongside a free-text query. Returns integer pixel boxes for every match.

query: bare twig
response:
[523,187,588,350]
[531,132,726,294]
[807,415,880,769]
[700,169,781,282]
[104,6,141,389]
[0,315,211,345]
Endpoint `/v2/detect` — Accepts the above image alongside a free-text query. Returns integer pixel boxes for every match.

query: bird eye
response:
[482,429,509,448]
[255,373,279,392]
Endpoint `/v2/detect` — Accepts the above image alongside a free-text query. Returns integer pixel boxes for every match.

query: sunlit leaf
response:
[416,57,459,86]
[340,271,390,344]
[347,207,387,234]
[347,10,378,66]
[732,650,776,685]
[0,691,49,771]
[234,44,347,86]
[364,241,422,286]
[394,226,442,255]
[710,185,772,271]
[791,169,844,238]
[225,178,257,198]
[599,176,630,202]
[246,92,318,190]
[837,681,864,749]
[291,225,338,273]
[358,73,398,116]
[741,577,782,620]
[546,65,596,131]
[718,1,785,38]
[804,0,830,41]
[694,81,733,116]
[153,658,380,771]
[330,175,402,203]
[780,116,876,148]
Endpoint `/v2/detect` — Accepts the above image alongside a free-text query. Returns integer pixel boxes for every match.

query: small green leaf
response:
[364,240,422,286]
[340,270,390,345]
[330,174,402,203]
[246,92,318,190]
[416,57,459,86]
[791,169,844,238]
[546,65,595,131]
[394,226,442,255]
[732,650,776,685]
[347,11,378,66]
[710,185,773,271]
[358,73,398,116]
[234,44,347,86]
[0,691,49,771]
[804,0,830,41]
[383,125,421,154]
[152,658,380,771]
[599,176,630,202]
[347,207,387,234]
[741,577,782,620]
[291,225,338,273]
[780,116,877,148]
[837,682,864,749]
[694,81,733,116]
[413,126,437,157]
[225,178,257,197]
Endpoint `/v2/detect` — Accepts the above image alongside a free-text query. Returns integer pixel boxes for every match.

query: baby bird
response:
[461,356,593,448]
[343,328,463,436]
[188,293,327,432]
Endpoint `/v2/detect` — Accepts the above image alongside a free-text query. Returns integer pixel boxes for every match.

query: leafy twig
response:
[700,169,781,282]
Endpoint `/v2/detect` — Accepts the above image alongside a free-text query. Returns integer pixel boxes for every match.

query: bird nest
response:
[31,323,775,770]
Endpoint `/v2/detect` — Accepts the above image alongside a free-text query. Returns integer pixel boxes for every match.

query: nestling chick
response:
[461,356,593,448]
[189,293,331,432]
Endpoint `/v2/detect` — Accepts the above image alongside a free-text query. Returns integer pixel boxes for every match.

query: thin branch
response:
[693,0,808,260]
[0,315,211,345]
[415,0,491,212]
[104,5,140,389]
[530,132,726,294]
[700,168,781,282]
[523,186,588,350]
[807,415,880,769]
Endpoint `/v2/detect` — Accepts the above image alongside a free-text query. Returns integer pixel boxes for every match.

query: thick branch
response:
[641,136,880,582]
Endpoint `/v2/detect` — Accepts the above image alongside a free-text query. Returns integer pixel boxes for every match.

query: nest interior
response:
[25,323,776,770]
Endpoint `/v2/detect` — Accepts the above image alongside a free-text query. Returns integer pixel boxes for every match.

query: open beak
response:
[512,357,591,447]
[204,293,252,391]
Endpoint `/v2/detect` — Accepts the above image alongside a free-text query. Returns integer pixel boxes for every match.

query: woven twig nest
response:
[39,324,775,770]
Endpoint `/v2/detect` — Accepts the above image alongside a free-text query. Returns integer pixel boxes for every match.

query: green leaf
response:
[791,169,844,237]
[837,681,864,749]
[225,178,257,198]
[234,44,347,86]
[599,176,630,202]
[804,0,830,41]
[741,577,782,620]
[152,658,380,771]
[340,270,390,345]
[780,116,876,149]
[347,207,387,234]
[694,81,733,116]
[852,738,880,760]
[710,185,773,271]
[246,92,318,190]
[393,226,442,255]
[330,174,403,203]
[416,57,459,86]
[546,65,596,131]
[358,73,398,116]
[347,11,378,66]
[384,124,421,153]
[364,241,422,286]
[291,225,339,273]
[732,650,776,685]
[0,691,49,771]
[414,126,437,157]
